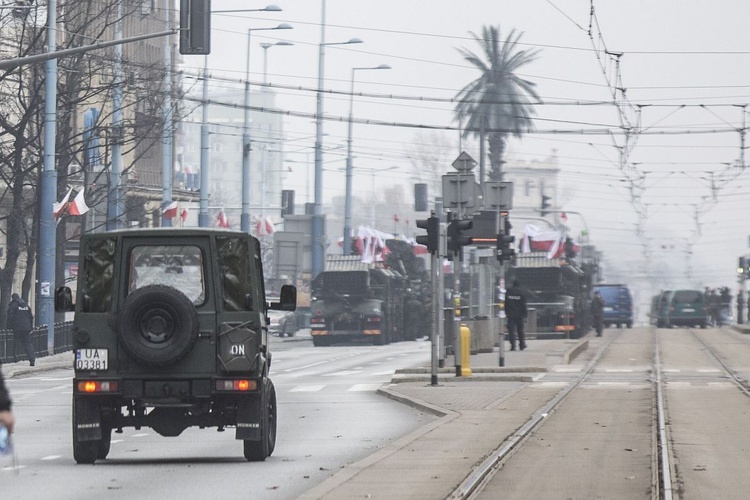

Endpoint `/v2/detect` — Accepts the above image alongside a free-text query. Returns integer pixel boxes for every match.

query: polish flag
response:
[53,188,72,217]
[255,216,275,236]
[68,188,90,216]
[162,201,178,219]
[217,208,229,228]
[180,207,189,223]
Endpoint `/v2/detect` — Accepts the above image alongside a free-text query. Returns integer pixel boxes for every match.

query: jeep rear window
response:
[129,245,206,305]
[82,237,116,312]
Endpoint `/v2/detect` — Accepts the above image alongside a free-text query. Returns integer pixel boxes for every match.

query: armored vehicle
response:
[56,229,295,464]
[310,258,406,346]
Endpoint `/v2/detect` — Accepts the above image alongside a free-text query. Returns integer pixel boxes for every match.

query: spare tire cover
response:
[118,285,199,367]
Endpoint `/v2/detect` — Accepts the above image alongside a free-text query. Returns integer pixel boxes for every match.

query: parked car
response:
[268,310,296,337]
[593,284,633,328]
[666,289,709,328]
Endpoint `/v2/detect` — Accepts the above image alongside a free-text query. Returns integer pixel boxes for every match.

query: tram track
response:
[654,326,750,500]
[450,332,622,500]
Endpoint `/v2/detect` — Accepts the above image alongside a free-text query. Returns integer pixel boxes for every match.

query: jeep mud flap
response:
[74,397,102,442]
[235,396,262,440]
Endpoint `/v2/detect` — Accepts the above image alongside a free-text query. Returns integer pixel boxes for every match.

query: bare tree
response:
[0,2,175,325]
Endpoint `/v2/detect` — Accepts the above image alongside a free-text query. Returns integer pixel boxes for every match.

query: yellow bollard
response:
[460,323,472,376]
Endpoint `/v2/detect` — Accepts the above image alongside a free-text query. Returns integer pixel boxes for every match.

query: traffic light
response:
[180,0,211,55]
[496,232,515,262]
[541,194,551,216]
[415,216,440,254]
[739,256,748,278]
[447,219,473,254]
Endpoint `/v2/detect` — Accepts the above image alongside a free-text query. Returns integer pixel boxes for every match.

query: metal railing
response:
[0,322,74,364]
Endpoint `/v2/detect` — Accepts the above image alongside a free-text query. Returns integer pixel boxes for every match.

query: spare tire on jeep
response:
[117,285,199,367]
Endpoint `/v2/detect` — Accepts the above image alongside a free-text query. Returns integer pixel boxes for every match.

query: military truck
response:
[55,228,295,463]
[506,252,593,339]
[310,257,406,346]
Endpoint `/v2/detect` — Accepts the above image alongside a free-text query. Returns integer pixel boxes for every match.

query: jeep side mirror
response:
[55,286,74,312]
[270,284,296,311]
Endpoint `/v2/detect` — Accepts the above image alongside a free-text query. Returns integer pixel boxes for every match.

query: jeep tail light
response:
[216,379,257,392]
[77,380,119,393]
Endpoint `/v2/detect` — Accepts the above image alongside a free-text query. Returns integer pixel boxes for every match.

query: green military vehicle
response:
[55,228,295,464]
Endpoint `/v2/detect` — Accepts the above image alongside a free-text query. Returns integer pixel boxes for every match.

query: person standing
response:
[7,293,35,366]
[591,291,605,337]
[505,279,528,351]
[404,292,424,341]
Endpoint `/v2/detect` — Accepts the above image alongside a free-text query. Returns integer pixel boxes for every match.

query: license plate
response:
[683,308,695,312]
[75,349,108,371]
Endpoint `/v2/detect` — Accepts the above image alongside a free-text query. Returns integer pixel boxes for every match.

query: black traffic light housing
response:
[739,256,748,278]
[180,0,211,55]
[497,233,515,262]
[447,219,473,254]
[415,216,440,254]
[541,194,551,216]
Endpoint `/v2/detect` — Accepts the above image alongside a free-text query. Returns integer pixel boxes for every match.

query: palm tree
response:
[455,25,541,182]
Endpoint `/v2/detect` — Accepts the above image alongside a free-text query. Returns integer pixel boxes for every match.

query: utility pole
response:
[161,0,174,227]
[39,0,58,354]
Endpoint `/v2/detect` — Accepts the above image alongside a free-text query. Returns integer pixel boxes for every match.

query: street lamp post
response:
[312,0,363,276]
[240,22,292,233]
[343,64,390,255]
[260,41,294,86]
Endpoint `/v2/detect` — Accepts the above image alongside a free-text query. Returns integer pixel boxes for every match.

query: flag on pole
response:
[217,208,229,228]
[180,207,189,223]
[255,216,275,236]
[68,188,90,216]
[53,188,73,218]
[162,201,178,219]
[561,212,568,223]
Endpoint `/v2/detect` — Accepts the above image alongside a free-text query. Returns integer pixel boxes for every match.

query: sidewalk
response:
[299,336,591,500]
[1,351,72,379]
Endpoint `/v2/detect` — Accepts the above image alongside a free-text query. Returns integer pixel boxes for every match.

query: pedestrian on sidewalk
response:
[7,293,35,366]
[591,291,605,337]
[505,279,528,351]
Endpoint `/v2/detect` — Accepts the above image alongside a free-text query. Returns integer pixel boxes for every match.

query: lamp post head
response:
[346,37,364,44]
[262,4,282,11]
[375,64,391,70]
[276,23,293,30]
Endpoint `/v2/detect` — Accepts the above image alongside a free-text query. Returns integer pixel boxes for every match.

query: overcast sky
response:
[181,1,750,293]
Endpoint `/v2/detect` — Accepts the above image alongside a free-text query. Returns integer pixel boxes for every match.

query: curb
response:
[3,360,71,379]
[390,373,537,384]
[562,338,589,364]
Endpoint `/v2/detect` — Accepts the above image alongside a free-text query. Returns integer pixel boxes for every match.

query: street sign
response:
[484,181,513,210]
[451,151,477,172]
[442,173,478,210]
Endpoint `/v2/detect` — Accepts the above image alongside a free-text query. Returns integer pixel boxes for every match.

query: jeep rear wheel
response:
[72,398,100,464]
[117,285,199,367]
[244,379,277,461]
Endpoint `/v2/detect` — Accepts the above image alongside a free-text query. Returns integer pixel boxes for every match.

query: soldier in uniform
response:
[590,291,605,337]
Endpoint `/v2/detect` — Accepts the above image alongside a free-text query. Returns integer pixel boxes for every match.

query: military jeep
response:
[55,228,295,464]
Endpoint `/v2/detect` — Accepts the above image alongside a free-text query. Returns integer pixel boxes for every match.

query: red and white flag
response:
[255,216,275,236]
[68,188,90,216]
[217,208,229,228]
[53,188,72,218]
[561,212,568,223]
[180,207,189,223]
[162,201,178,219]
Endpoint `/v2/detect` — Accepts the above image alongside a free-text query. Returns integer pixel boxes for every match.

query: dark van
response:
[651,290,671,328]
[593,284,633,328]
[666,289,709,328]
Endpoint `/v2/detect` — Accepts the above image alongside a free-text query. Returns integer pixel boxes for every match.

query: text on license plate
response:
[76,349,108,371]
[683,308,695,312]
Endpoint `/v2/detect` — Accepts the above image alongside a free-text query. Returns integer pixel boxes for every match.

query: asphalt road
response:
[1,338,435,500]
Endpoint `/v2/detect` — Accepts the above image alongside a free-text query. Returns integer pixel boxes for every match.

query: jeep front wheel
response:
[117,285,199,367]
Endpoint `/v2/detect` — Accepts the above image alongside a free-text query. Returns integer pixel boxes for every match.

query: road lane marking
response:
[324,370,362,377]
[347,384,381,392]
[290,385,325,392]
[41,455,61,461]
